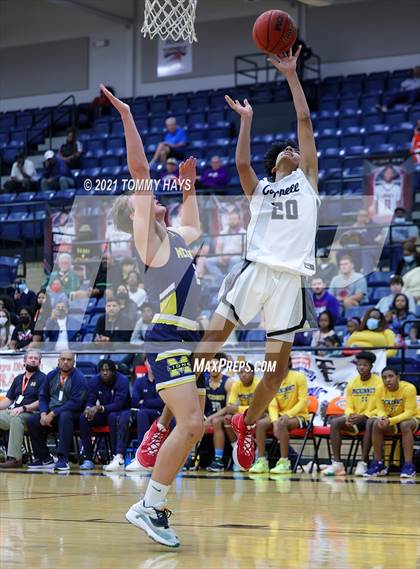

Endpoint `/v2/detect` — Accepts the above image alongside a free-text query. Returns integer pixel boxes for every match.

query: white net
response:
[142,0,198,43]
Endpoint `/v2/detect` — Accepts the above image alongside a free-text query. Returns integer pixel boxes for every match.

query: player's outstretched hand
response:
[267,45,302,77]
[225,95,253,119]
[100,83,130,116]
[179,156,197,187]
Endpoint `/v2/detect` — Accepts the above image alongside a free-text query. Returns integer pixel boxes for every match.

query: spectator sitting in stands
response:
[91,255,122,299]
[0,296,17,325]
[27,351,87,472]
[322,351,381,477]
[33,290,52,335]
[3,152,37,193]
[330,255,368,310]
[376,274,416,315]
[311,311,336,350]
[91,85,115,117]
[199,156,230,189]
[377,66,420,112]
[115,284,138,327]
[316,249,338,286]
[396,241,419,277]
[410,119,420,164]
[250,360,309,475]
[79,359,130,471]
[94,298,132,343]
[11,276,36,313]
[345,308,397,358]
[311,277,340,322]
[150,116,187,166]
[377,207,419,247]
[41,150,74,191]
[125,358,165,472]
[385,294,417,342]
[43,300,81,350]
[159,157,180,188]
[365,367,419,478]
[343,316,361,343]
[126,271,147,308]
[0,350,45,468]
[0,308,15,350]
[401,265,420,305]
[121,257,138,284]
[324,334,342,357]
[205,211,246,282]
[10,306,42,351]
[47,277,68,308]
[131,303,155,345]
[44,253,81,297]
[59,128,83,169]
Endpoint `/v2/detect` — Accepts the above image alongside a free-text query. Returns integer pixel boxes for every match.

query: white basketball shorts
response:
[215,260,318,341]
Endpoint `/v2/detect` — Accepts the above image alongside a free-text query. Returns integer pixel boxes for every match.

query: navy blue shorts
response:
[145,324,204,393]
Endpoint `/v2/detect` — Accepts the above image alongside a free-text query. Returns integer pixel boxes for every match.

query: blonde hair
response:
[112,195,134,235]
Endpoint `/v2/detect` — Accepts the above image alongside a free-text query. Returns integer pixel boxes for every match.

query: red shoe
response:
[231,412,255,471]
[136,419,171,469]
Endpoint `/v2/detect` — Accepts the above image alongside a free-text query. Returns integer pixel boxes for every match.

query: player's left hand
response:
[268,45,302,77]
[179,156,197,187]
[100,84,130,117]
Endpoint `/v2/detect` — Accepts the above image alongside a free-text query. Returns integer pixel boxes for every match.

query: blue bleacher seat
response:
[149,98,167,114]
[52,189,76,200]
[345,305,372,320]
[2,212,28,240]
[21,211,46,240]
[339,115,361,129]
[369,143,395,155]
[188,95,208,111]
[341,133,364,148]
[385,110,407,126]
[367,272,391,287]
[0,256,20,286]
[365,130,388,146]
[0,115,15,130]
[369,287,390,303]
[362,113,383,127]
[18,192,36,202]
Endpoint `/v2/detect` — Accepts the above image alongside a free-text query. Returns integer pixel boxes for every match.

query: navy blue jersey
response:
[144,230,201,327]
[204,374,229,416]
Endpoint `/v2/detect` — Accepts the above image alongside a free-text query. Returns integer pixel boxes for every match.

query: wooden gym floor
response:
[0,469,419,569]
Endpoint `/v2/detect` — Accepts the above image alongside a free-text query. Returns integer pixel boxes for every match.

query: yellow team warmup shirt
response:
[268,371,309,423]
[375,381,419,426]
[344,373,382,417]
[228,377,259,414]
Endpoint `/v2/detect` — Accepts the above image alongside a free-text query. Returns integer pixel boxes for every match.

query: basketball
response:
[252,10,298,55]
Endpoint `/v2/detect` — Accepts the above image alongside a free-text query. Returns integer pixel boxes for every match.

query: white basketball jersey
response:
[246,169,320,276]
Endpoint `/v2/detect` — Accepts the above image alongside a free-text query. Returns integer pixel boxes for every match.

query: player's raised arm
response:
[172,156,202,245]
[268,47,318,192]
[225,95,259,198]
[100,84,163,265]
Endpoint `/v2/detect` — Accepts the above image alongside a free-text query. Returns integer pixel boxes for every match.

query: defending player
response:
[138,46,319,472]
[99,85,204,547]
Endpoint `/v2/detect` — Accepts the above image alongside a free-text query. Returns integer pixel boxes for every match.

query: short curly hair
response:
[264,140,298,181]
[112,195,134,234]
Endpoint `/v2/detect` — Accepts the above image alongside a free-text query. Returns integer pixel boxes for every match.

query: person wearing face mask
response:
[396,241,420,277]
[345,308,397,358]
[47,278,68,308]
[0,351,46,468]
[10,307,42,351]
[12,276,36,313]
[43,301,81,350]
[0,308,15,350]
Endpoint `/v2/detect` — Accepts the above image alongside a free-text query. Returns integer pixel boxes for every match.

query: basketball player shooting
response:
[99,85,206,548]
[137,46,320,473]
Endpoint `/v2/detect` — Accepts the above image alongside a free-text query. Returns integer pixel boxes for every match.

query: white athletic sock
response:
[157,422,167,432]
[144,479,170,510]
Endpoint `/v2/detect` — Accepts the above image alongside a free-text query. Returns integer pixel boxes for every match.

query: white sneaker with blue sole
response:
[126,500,180,548]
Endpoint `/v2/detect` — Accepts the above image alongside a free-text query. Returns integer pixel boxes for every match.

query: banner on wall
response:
[0,354,59,396]
[157,38,192,77]
[250,351,387,425]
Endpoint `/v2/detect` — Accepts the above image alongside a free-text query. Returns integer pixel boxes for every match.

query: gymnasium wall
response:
[0,0,419,112]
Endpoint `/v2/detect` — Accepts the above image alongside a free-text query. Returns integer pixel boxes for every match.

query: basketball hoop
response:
[142,0,198,43]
